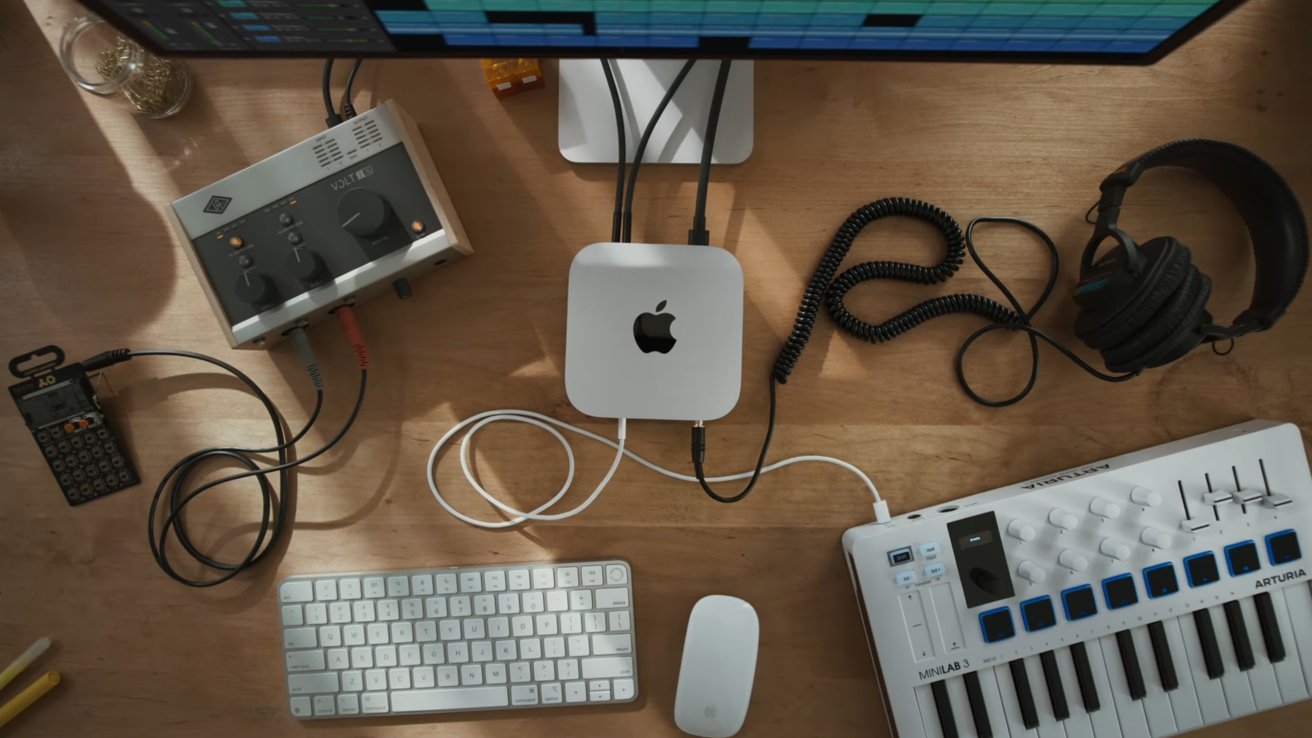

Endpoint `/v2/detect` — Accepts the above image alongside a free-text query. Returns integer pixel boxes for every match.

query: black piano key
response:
[963,671,993,738]
[1146,621,1179,691]
[930,680,959,738]
[1194,609,1225,678]
[1254,591,1286,663]
[1115,630,1147,700]
[1223,600,1256,670]
[1009,659,1040,730]
[1069,641,1101,712]
[1039,650,1070,720]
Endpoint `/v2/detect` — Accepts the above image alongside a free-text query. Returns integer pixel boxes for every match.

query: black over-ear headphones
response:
[1074,139,1309,374]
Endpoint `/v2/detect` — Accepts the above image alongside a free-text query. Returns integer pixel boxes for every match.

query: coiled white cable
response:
[426,410,889,529]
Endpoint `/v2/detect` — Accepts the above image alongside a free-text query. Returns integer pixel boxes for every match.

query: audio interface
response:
[168,100,471,348]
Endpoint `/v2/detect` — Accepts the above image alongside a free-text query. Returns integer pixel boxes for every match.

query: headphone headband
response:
[1087,139,1309,336]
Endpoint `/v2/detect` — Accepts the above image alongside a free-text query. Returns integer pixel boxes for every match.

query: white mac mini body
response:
[565,242,743,422]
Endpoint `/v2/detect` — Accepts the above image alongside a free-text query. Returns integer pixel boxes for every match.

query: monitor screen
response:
[86,0,1242,62]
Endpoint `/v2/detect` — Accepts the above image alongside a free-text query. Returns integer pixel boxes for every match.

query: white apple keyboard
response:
[276,559,638,719]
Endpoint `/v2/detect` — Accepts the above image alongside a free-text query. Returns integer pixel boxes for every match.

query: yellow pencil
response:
[0,637,49,693]
[0,671,60,728]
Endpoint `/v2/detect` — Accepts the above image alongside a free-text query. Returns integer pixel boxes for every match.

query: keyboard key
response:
[449,642,470,663]
[585,613,606,633]
[522,592,544,613]
[367,623,388,645]
[376,645,398,667]
[532,568,554,589]
[559,659,579,680]
[287,650,326,672]
[1007,660,1038,729]
[542,682,563,704]
[352,601,376,623]
[389,667,410,690]
[425,597,447,619]
[485,570,507,591]
[1223,600,1256,670]
[1050,648,1096,738]
[460,572,482,593]
[327,649,349,670]
[486,663,507,684]
[582,656,634,679]
[582,566,603,586]
[544,637,565,658]
[496,640,517,661]
[510,662,531,683]
[288,672,339,695]
[1185,552,1220,587]
[284,628,317,649]
[313,695,336,716]
[557,567,579,588]
[1237,596,1282,713]
[281,605,304,627]
[1254,591,1286,662]
[498,593,519,614]
[377,600,399,621]
[1096,634,1150,738]
[595,588,629,609]
[305,604,328,625]
[1158,617,1205,732]
[461,664,483,685]
[1265,588,1311,703]
[1194,608,1225,679]
[512,684,539,705]
[423,644,445,664]
[363,577,386,598]
[508,570,531,590]
[402,598,423,620]
[1115,630,1147,699]
[962,671,992,738]
[930,680,958,738]
[565,681,587,703]
[315,579,338,601]
[520,639,542,660]
[411,574,434,596]
[1039,651,1069,720]
[350,647,373,669]
[386,576,409,597]
[568,635,590,657]
[329,602,352,624]
[437,666,459,686]
[1146,621,1178,690]
[474,595,496,615]
[547,591,568,612]
[605,564,628,584]
[280,580,314,603]
[337,693,360,715]
[608,611,630,632]
[592,634,632,655]
[339,578,361,600]
[440,621,461,640]
[361,692,389,714]
[290,694,312,716]
[364,669,386,690]
[472,641,493,662]
[534,660,556,682]
[319,626,342,647]
[399,644,421,666]
[569,590,593,611]
[434,573,458,594]
[1069,642,1099,712]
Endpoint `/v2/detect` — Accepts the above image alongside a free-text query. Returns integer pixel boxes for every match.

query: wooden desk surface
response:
[3,0,1311,735]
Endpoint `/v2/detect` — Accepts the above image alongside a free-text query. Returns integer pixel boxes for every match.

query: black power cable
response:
[688,60,732,246]
[622,60,697,243]
[601,59,627,243]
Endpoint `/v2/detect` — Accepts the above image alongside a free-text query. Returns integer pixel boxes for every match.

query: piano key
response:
[1192,609,1225,679]
[918,684,947,738]
[963,671,993,738]
[1023,655,1066,738]
[1128,627,1177,737]
[1178,610,1230,725]
[1237,597,1282,712]
[1158,617,1205,733]
[1222,600,1256,671]
[1253,592,1285,663]
[1114,631,1147,700]
[994,663,1038,738]
[1049,649,1095,738]
[1145,621,1178,691]
[1076,638,1122,738]
[931,680,960,738]
[946,676,980,738]
[1068,642,1100,713]
[1282,582,1312,693]
[1207,604,1257,718]
[1264,588,1310,703]
[1096,634,1150,738]
[1009,660,1040,731]
[975,665,1013,738]
[1038,652,1070,721]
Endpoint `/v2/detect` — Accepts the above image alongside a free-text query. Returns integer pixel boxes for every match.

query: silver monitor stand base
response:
[558,59,753,165]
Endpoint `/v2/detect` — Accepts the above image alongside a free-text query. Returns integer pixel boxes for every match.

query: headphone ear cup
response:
[1076,237,1191,350]
[1102,267,1210,373]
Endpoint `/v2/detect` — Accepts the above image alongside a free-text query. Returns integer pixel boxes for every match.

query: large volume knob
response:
[1016,560,1046,584]
[234,270,276,306]
[1007,520,1037,542]
[1048,508,1079,531]
[1140,528,1173,549]
[1089,497,1122,518]
[1058,549,1089,572]
[337,188,394,239]
[1099,538,1131,560]
[1130,486,1162,507]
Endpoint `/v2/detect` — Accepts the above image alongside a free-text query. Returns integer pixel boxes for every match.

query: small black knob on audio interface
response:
[235,270,277,306]
[337,188,393,239]
[286,247,328,286]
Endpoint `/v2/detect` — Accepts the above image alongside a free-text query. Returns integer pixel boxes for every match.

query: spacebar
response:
[390,687,509,713]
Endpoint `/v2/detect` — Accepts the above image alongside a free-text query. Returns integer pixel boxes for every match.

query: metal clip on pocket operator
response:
[167,100,471,348]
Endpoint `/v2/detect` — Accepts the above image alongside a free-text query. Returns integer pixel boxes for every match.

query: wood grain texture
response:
[2,0,1310,735]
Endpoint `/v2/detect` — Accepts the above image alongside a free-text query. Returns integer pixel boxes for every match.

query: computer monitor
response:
[87,1,1241,63]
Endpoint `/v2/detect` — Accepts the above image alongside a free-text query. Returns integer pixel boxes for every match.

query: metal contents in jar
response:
[94,38,190,118]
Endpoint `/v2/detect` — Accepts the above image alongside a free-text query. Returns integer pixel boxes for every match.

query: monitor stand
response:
[558,59,753,165]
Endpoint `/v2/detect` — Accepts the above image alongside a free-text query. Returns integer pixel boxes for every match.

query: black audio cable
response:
[688,59,732,247]
[771,198,1136,407]
[601,59,627,243]
[82,307,371,587]
[341,59,364,120]
[322,59,343,127]
[622,60,697,243]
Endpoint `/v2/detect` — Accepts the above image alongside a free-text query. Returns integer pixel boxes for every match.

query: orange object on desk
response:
[480,58,544,98]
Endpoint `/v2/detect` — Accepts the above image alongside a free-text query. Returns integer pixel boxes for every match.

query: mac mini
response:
[565,242,743,421]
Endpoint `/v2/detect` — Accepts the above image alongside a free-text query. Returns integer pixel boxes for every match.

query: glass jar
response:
[59,15,192,119]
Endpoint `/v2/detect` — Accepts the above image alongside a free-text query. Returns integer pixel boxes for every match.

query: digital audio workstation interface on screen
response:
[98,1,1224,57]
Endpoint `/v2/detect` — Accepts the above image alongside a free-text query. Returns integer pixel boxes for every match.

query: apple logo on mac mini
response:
[633,300,677,354]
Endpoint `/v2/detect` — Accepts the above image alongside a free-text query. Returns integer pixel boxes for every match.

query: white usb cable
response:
[425,410,890,529]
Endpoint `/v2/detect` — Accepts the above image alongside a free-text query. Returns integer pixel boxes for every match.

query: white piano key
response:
[1050,649,1095,738]
[1177,610,1230,725]
[1207,604,1257,718]
[1096,635,1150,738]
[1279,582,1312,698]
[945,675,980,738]
[1158,617,1204,733]
[915,683,945,738]
[1073,642,1122,738]
[1265,588,1310,703]
[1127,627,1176,737]
[1237,597,1282,712]
[994,663,1039,738]
[1024,655,1066,738]
[975,666,1013,738]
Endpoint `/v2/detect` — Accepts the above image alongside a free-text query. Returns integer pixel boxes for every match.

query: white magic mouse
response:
[674,595,759,738]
